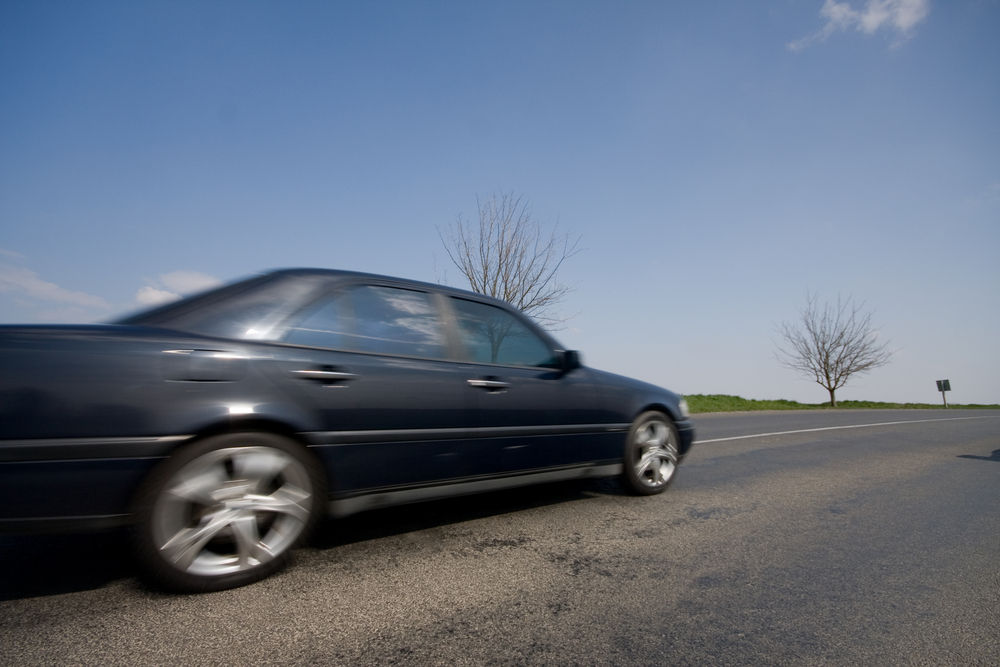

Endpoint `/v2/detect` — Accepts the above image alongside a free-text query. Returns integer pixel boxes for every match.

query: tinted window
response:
[121,275,321,340]
[282,293,354,350]
[351,286,447,359]
[450,298,555,367]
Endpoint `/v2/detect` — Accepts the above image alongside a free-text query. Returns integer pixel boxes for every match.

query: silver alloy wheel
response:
[631,416,678,490]
[150,446,313,577]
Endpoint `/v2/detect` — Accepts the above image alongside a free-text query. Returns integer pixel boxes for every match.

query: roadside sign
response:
[936,379,951,407]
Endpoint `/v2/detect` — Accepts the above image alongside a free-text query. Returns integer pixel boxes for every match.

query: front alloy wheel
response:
[133,433,324,592]
[622,411,679,495]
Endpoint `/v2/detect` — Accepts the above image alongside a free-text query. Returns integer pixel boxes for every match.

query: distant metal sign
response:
[936,379,951,408]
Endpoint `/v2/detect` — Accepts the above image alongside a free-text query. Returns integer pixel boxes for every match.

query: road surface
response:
[1,410,997,665]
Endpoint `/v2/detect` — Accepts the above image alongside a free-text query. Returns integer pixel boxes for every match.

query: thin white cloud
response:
[0,248,24,259]
[0,264,111,309]
[159,270,222,294]
[134,270,222,306]
[789,0,930,51]
[136,286,182,306]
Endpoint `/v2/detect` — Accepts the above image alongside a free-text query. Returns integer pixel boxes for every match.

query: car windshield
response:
[117,273,324,340]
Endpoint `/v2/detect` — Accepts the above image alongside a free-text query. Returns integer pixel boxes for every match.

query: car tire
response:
[132,432,325,592]
[621,411,680,496]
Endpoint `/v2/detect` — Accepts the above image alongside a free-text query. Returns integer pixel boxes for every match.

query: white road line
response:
[695,415,1000,444]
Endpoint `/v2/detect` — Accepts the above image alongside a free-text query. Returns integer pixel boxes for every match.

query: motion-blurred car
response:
[0,269,694,591]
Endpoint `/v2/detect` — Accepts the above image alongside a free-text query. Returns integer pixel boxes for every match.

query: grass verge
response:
[683,394,1000,414]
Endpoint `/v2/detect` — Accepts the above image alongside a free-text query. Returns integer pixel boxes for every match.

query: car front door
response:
[446,296,616,473]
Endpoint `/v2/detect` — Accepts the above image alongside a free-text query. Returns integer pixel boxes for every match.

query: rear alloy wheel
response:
[622,411,680,495]
[133,433,324,592]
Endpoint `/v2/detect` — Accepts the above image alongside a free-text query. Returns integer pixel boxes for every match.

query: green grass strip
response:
[683,394,1000,414]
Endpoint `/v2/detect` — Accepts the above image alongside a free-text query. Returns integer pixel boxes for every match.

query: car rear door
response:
[264,283,481,494]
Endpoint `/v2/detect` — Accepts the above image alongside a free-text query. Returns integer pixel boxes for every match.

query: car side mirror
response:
[559,350,582,373]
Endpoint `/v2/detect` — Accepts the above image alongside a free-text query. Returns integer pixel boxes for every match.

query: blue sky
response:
[2,0,998,404]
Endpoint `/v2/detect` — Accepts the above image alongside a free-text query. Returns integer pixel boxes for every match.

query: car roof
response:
[263,268,514,308]
[117,267,563,349]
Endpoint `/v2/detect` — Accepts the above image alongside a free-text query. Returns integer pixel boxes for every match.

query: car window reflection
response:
[351,286,447,359]
[282,292,354,350]
[132,276,319,340]
[450,298,555,367]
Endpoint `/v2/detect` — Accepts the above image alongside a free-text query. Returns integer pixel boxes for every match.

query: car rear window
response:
[120,274,322,340]
[282,292,354,350]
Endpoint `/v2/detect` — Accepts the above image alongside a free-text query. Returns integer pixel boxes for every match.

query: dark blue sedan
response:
[0,269,694,591]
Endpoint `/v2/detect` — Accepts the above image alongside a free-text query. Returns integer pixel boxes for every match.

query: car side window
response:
[449,298,556,367]
[282,292,354,350]
[350,285,448,359]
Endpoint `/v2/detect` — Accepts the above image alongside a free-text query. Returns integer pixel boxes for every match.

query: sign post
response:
[935,379,951,408]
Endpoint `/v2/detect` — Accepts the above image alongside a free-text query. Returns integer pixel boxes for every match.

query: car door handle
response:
[467,379,510,390]
[292,369,358,383]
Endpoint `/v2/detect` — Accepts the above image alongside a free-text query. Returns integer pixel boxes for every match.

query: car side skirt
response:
[0,435,191,462]
[0,514,130,534]
[304,423,631,445]
[327,461,623,518]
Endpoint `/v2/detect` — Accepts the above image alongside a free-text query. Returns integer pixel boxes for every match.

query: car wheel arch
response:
[192,416,304,443]
[129,417,329,518]
[633,402,677,424]
[632,403,690,453]
[192,417,328,488]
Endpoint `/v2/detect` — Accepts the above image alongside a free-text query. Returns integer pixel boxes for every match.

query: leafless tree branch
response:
[774,292,893,407]
[437,192,580,329]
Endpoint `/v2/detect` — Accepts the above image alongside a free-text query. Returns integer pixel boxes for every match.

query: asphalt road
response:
[1,410,998,666]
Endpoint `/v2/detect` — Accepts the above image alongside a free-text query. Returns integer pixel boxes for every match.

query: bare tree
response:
[775,292,893,407]
[438,192,579,329]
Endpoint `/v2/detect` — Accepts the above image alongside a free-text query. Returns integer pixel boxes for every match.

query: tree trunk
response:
[828,387,837,408]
